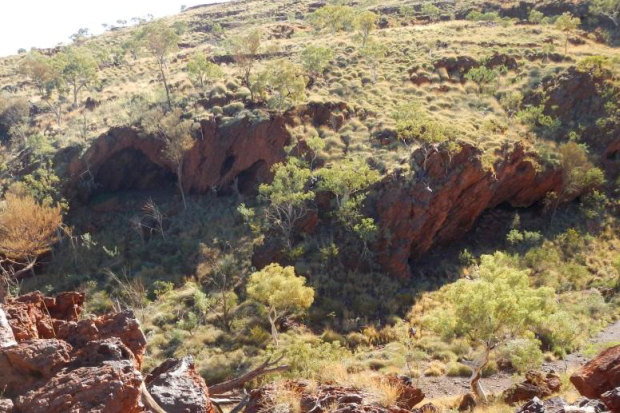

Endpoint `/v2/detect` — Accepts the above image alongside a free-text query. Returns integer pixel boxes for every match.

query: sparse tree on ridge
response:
[187,52,223,91]
[139,21,180,110]
[555,12,581,55]
[231,29,262,88]
[58,47,98,108]
[355,11,378,47]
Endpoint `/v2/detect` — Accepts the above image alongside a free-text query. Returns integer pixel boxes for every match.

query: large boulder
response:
[55,310,147,368]
[602,387,620,412]
[503,371,562,404]
[146,356,215,413]
[2,291,83,341]
[14,360,144,413]
[571,345,620,399]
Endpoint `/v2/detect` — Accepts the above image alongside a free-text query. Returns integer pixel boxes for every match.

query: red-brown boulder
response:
[55,310,147,368]
[503,371,562,404]
[3,291,84,341]
[602,387,620,412]
[571,345,620,399]
[0,339,73,398]
[14,361,144,413]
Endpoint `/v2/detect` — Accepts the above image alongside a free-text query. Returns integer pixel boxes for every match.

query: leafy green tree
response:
[258,158,315,249]
[591,0,620,28]
[421,3,442,21]
[187,53,223,90]
[138,21,179,109]
[142,108,195,209]
[360,39,387,83]
[316,157,380,212]
[558,142,605,202]
[246,263,314,346]
[230,29,262,88]
[308,5,356,33]
[58,47,98,108]
[465,66,500,94]
[306,135,325,169]
[20,52,67,125]
[528,9,545,24]
[355,11,378,46]
[19,52,58,95]
[301,45,333,77]
[554,12,581,55]
[251,60,307,110]
[423,253,556,402]
[316,157,380,253]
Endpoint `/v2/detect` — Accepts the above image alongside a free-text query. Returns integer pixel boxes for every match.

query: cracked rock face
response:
[571,345,620,399]
[0,291,217,413]
[146,356,215,413]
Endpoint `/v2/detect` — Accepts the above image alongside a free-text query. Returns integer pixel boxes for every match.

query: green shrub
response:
[446,362,473,377]
[499,338,544,373]
[222,101,245,116]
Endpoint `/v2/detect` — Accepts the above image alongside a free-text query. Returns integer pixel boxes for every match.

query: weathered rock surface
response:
[503,371,562,404]
[1,291,220,413]
[0,308,16,348]
[3,291,83,341]
[146,356,215,413]
[571,345,620,399]
[371,142,562,278]
[68,111,291,200]
[601,387,620,412]
[14,360,144,413]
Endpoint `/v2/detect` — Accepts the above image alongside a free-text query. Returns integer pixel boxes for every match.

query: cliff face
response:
[67,112,291,200]
[371,142,562,278]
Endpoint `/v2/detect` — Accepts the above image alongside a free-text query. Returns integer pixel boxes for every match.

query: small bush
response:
[446,362,473,377]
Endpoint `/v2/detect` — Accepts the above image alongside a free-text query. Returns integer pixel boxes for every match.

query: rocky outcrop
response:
[371,141,562,278]
[571,345,620,399]
[503,371,562,404]
[245,377,429,413]
[526,65,620,157]
[146,356,215,413]
[68,111,291,200]
[1,291,216,413]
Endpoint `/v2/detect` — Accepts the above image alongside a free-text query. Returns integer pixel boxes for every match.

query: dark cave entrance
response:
[237,160,268,195]
[91,148,176,197]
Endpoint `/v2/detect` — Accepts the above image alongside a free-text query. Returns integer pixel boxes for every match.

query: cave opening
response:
[91,148,176,197]
[237,160,268,195]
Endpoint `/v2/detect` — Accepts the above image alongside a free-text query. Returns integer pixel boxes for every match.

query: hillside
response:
[0,0,620,412]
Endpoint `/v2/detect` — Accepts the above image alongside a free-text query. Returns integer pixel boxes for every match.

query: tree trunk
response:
[470,345,491,403]
[73,83,78,108]
[159,59,172,110]
[268,311,279,347]
[177,162,187,210]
